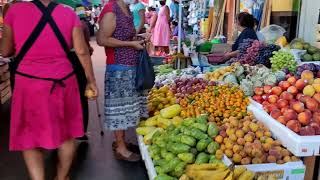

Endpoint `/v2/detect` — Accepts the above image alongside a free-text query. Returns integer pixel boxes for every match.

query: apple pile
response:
[253,70,320,136]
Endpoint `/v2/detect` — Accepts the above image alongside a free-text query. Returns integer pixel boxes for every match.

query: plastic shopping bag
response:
[136,48,155,91]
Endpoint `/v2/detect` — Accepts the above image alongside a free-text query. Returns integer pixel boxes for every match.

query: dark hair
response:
[159,0,166,6]
[171,21,178,26]
[237,12,255,29]
[148,7,156,11]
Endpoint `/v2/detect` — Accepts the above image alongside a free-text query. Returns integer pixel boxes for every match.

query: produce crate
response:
[137,135,157,180]
[248,104,320,157]
[222,155,305,180]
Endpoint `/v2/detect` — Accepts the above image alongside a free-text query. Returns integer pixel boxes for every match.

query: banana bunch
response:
[233,166,255,180]
[184,163,233,180]
[205,66,235,81]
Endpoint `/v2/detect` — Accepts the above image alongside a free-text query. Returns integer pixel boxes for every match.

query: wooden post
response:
[303,156,316,180]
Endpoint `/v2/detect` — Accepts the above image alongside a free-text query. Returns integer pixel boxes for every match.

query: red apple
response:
[277,99,289,109]
[313,112,320,124]
[281,107,290,114]
[262,101,270,107]
[309,122,320,135]
[271,87,283,96]
[279,81,291,91]
[264,85,272,94]
[280,91,293,101]
[286,120,301,133]
[296,93,304,100]
[283,109,298,121]
[298,111,312,126]
[287,76,297,85]
[271,109,282,119]
[262,94,269,101]
[299,95,311,104]
[306,98,319,112]
[268,95,278,104]
[287,86,298,95]
[277,116,287,125]
[252,95,263,103]
[295,79,308,91]
[291,101,305,113]
[265,104,278,113]
[313,93,320,103]
[254,87,264,96]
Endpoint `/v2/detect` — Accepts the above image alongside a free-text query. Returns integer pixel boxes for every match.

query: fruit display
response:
[296,63,320,78]
[154,67,202,88]
[214,113,300,165]
[142,115,222,179]
[253,70,320,136]
[177,84,249,120]
[290,39,320,62]
[205,63,286,96]
[205,66,235,81]
[270,50,297,73]
[154,64,174,75]
[148,86,177,116]
[170,78,211,98]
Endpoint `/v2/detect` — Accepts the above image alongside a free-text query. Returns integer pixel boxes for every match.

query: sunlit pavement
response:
[0,40,148,180]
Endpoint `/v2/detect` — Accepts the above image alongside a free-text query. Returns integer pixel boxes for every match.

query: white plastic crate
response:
[248,104,320,157]
[222,155,306,180]
[137,135,157,180]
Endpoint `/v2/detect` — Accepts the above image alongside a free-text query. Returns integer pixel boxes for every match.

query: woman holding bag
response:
[97,0,148,162]
[1,0,98,179]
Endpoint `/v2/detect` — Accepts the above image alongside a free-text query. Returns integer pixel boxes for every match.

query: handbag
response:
[135,48,155,91]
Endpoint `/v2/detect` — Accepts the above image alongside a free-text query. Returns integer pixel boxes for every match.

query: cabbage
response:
[223,73,239,85]
[240,79,254,96]
[264,74,277,86]
[274,71,286,81]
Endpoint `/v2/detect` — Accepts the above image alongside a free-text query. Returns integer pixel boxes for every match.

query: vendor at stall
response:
[224,12,258,60]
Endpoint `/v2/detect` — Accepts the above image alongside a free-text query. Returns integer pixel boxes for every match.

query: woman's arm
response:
[136,9,145,34]
[224,50,239,60]
[1,25,14,57]
[72,27,98,99]
[149,14,157,29]
[97,12,143,49]
[165,6,170,22]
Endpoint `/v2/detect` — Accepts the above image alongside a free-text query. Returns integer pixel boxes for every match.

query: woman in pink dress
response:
[152,0,170,53]
[1,0,98,179]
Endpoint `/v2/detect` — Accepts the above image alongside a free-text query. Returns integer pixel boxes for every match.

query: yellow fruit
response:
[238,170,255,180]
[85,89,95,98]
[215,135,223,144]
[234,166,247,178]
[236,129,245,138]
[232,153,242,163]
[225,149,234,158]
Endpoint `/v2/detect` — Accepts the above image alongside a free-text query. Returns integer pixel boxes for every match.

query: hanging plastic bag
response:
[136,48,155,91]
[260,24,286,44]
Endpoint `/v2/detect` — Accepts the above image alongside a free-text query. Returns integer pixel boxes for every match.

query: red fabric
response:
[99,1,116,65]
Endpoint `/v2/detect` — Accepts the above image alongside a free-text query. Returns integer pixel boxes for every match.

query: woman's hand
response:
[85,82,99,100]
[130,40,144,50]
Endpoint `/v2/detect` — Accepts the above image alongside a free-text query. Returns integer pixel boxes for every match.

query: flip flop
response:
[112,142,140,154]
[114,151,141,162]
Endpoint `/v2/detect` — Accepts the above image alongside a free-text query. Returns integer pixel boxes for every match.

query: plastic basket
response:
[206,53,225,64]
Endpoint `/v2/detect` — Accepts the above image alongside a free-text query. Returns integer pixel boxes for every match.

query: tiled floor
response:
[0,41,148,180]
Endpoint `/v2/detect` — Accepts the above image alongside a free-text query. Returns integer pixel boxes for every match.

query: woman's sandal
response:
[112,142,140,154]
[114,151,141,162]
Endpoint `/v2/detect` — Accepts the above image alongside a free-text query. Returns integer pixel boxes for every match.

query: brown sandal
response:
[112,142,140,154]
[114,151,141,162]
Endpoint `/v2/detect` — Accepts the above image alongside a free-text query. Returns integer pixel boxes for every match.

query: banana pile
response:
[178,164,270,180]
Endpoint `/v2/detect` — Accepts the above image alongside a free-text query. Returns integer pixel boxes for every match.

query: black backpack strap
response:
[14,1,58,64]
[32,0,71,56]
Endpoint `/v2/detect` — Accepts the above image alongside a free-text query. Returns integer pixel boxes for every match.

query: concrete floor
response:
[0,41,149,180]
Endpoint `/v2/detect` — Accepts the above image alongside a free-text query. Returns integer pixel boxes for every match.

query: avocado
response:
[312,52,320,61]
[303,43,311,50]
[302,54,313,61]
[307,46,318,54]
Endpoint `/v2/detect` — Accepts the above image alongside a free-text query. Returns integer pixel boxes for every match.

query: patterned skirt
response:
[104,65,148,131]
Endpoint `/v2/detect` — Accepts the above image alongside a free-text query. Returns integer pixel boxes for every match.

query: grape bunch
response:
[238,40,263,65]
[256,44,281,68]
[270,51,297,72]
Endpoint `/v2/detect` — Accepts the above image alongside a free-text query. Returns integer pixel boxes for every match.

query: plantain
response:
[224,171,234,180]
[186,163,227,171]
[257,176,267,180]
[238,170,255,180]
[186,168,230,180]
[233,166,247,178]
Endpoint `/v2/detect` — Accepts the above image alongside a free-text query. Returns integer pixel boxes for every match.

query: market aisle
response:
[0,40,148,180]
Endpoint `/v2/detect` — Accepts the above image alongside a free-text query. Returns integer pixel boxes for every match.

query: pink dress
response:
[4,2,84,151]
[152,6,170,47]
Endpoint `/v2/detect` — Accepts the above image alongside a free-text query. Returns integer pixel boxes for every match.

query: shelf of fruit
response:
[290,39,320,64]
[137,82,307,180]
[251,70,320,156]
